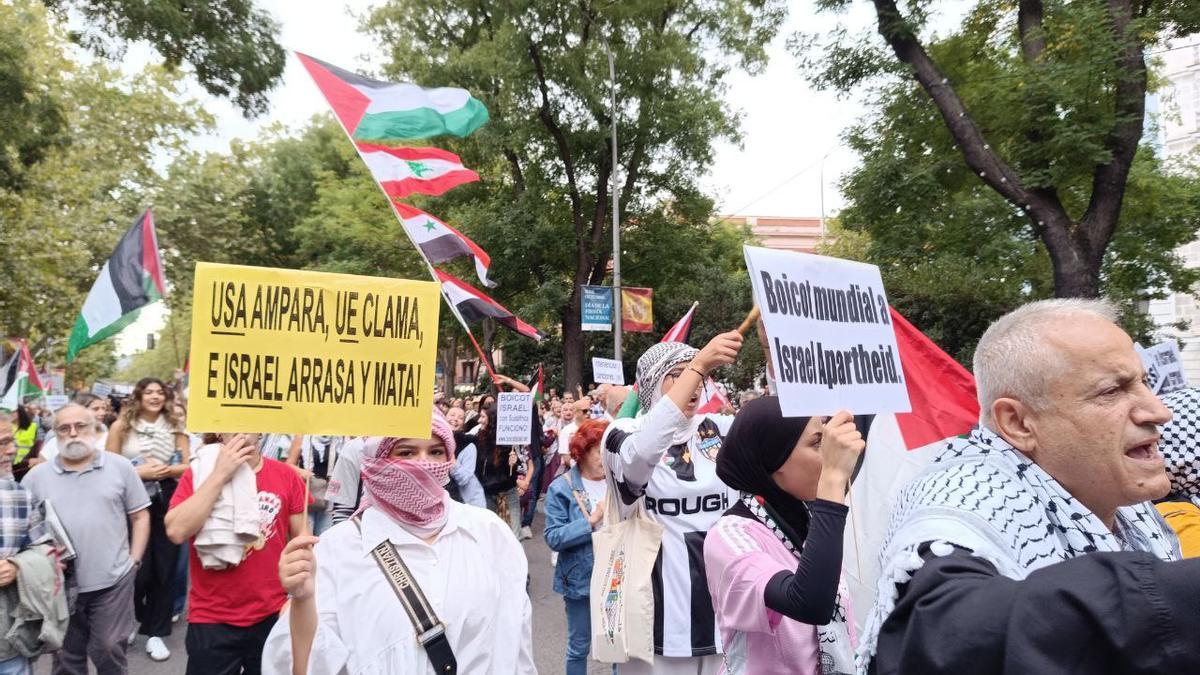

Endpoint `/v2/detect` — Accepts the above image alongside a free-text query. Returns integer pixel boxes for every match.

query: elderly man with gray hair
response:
[859,299,1200,675]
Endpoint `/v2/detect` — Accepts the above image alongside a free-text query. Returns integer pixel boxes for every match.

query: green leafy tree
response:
[365,0,787,390]
[797,0,1200,301]
[42,0,284,115]
[0,1,207,376]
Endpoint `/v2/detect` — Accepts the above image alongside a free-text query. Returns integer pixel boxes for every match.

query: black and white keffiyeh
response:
[740,493,855,675]
[857,426,1180,670]
[1160,388,1200,497]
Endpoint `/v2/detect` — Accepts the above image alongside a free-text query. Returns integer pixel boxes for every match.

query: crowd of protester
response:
[2,297,1200,674]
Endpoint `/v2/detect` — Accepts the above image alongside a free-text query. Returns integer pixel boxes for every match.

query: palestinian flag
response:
[695,378,731,415]
[296,52,489,140]
[0,341,45,411]
[661,301,697,343]
[393,204,495,287]
[67,210,166,362]
[435,269,545,342]
[842,307,979,614]
[358,142,479,199]
[528,364,544,403]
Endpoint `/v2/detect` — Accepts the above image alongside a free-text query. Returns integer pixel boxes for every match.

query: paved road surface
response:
[35,515,612,674]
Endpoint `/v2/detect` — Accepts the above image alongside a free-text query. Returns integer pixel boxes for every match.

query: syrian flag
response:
[67,210,166,362]
[435,269,546,342]
[842,307,979,624]
[0,341,45,411]
[393,204,495,287]
[296,52,489,141]
[528,364,545,403]
[661,301,698,344]
[357,142,479,199]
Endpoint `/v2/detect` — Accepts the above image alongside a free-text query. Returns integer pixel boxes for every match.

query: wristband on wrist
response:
[687,366,708,379]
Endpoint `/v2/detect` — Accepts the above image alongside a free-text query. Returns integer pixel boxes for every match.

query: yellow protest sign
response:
[187,262,440,438]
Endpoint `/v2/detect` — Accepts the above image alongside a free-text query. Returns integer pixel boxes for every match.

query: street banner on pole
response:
[620,287,654,332]
[592,357,625,385]
[188,262,441,437]
[582,286,614,332]
[496,392,534,445]
[744,245,911,417]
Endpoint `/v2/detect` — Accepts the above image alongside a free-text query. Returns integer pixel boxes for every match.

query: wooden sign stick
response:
[736,306,761,336]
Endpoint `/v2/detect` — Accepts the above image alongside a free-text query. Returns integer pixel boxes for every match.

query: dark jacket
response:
[543,467,595,599]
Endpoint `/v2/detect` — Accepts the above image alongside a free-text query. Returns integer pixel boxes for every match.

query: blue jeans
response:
[564,596,590,675]
[310,507,332,536]
[0,656,29,675]
[172,541,189,616]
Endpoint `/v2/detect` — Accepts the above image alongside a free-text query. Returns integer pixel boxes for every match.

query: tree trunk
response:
[438,334,458,394]
[561,284,584,394]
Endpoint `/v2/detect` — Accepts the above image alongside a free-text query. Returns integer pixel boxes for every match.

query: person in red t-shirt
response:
[165,433,306,675]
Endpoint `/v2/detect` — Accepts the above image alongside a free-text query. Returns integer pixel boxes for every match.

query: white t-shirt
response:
[558,421,580,457]
[580,476,606,512]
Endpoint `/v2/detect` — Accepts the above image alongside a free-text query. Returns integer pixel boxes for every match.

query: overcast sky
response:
[118,0,880,354]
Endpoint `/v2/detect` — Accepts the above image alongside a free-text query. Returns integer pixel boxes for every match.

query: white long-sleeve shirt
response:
[262,500,535,675]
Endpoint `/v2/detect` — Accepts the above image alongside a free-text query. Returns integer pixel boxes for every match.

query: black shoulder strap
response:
[352,516,458,674]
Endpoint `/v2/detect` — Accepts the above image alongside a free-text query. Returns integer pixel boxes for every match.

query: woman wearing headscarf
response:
[264,409,535,675]
[705,396,864,675]
[601,332,743,675]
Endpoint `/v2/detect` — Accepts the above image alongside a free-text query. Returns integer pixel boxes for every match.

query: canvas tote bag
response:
[589,470,663,665]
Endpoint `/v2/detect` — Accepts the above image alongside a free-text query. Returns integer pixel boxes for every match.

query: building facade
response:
[721,214,825,253]
[1149,35,1200,382]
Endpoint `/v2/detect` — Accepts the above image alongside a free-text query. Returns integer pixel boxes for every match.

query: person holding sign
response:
[600,332,743,674]
[705,396,863,675]
[860,300,1200,674]
[265,409,535,675]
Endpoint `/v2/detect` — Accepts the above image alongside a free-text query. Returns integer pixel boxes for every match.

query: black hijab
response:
[717,396,814,544]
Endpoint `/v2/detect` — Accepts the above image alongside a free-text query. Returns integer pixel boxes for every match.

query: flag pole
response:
[607,42,622,362]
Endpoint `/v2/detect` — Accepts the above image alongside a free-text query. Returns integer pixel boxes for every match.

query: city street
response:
[35,514,611,674]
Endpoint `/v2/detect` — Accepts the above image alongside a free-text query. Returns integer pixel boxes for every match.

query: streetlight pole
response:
[608,43,622,361]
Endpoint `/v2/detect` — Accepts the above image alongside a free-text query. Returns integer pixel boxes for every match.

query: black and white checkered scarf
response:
[857,426,1180,669]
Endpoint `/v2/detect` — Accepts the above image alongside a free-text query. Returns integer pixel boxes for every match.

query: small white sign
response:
[745,245,911,417]
[1137,341,1188,395]
[91,382,113,398]
[44,395,70,411]
[592,357,626,385]
[496,392,535,446]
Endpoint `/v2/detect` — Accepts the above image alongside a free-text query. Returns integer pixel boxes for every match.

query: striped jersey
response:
[603,399,735,657]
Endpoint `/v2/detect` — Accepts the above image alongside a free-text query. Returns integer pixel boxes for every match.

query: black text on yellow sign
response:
[188,262,441,438]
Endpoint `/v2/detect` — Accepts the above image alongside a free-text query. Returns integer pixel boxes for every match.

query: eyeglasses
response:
[55,422,93,436]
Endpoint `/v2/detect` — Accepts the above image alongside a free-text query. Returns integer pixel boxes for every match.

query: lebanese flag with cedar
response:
[393,203,495,287]
[357,142,479,199]
[842,308,979,621]
[435,269,546,342]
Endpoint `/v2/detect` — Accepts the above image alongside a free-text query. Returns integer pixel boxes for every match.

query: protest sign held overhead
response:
[496,392,534,445]
[1137,341,1189,395]
[744,245,910,417]
[188,263,440,437]
[592,357,625,385]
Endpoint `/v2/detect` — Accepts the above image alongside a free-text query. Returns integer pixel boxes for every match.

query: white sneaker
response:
[146,636,170,662]
[519,526,533,541]
[127,630,137,647]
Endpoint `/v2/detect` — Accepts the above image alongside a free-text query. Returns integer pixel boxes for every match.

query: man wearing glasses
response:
[22,404,149,675]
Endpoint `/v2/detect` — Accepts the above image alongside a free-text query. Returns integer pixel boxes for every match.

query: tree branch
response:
[870,0,1072,231]
[1080,0,1146,254]
[528,41,584,232]
[1017,0,1046,64]
[502,146,526,194]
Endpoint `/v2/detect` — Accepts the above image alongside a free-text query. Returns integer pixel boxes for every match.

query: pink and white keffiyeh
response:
[356,410,459,537]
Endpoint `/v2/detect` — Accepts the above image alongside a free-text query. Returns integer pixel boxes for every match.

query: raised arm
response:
[165,436,257,544]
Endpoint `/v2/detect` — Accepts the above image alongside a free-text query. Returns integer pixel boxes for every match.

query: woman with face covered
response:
[264,409,535,675]
[705,396,864,675]
[601,332,743,674]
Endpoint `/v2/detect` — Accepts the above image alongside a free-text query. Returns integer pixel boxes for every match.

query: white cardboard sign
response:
[496,392,534,446]
[744,245,911,417]
[1137,341,1188,395]
[44,395,70,411]
[592,357,626,385]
